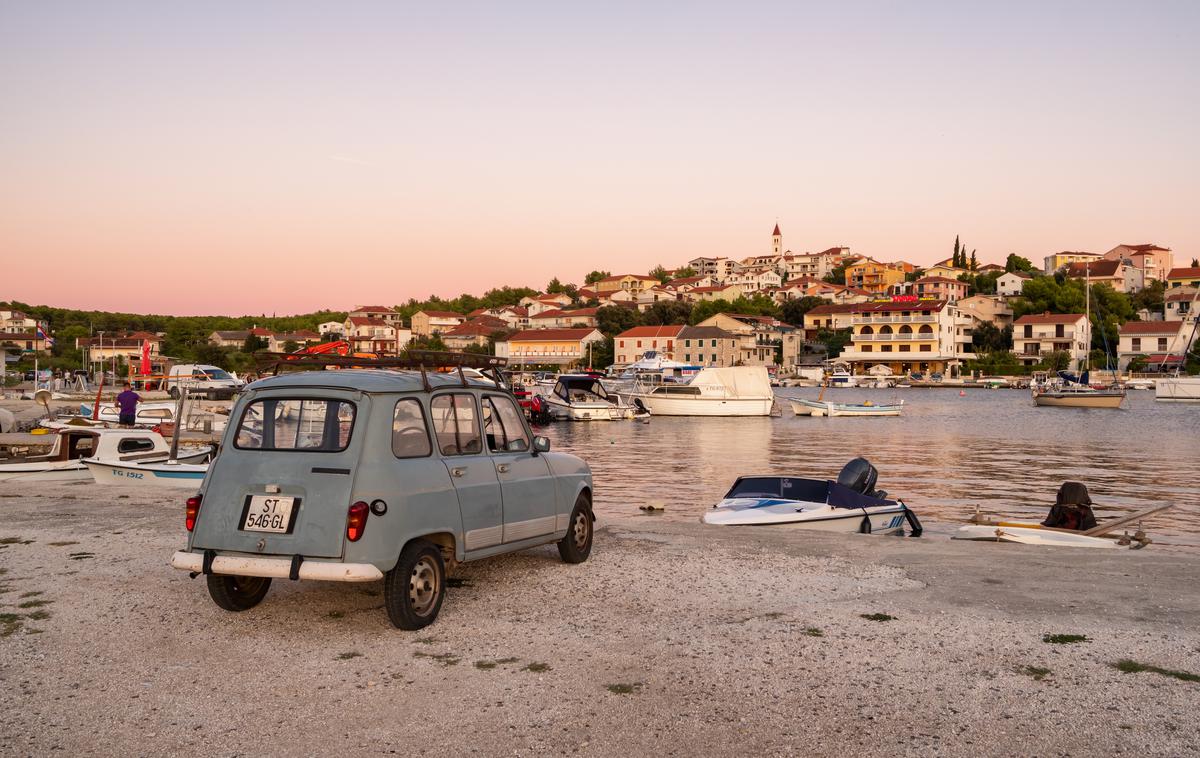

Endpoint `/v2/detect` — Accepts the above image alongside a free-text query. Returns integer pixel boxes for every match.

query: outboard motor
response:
[837,457,878,495]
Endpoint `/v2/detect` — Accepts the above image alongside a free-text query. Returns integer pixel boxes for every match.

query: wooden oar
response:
[1083,503,1174,537]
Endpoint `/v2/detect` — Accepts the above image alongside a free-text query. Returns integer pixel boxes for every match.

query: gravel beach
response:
[1,481,1198,757]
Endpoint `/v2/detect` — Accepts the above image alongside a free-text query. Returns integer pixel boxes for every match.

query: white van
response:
[166,364,242,400]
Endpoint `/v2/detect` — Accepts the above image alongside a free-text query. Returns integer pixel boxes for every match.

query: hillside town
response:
[3,226,1199,383]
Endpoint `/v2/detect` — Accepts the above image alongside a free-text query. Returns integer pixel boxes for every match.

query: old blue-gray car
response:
[171,365,594,629]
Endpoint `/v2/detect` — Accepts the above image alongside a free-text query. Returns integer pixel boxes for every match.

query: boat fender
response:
[859,515,872,534]
[902,504,924,537]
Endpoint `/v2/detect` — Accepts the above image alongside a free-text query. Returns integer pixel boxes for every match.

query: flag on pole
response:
[36,324,54,349]
[140,340,152,375]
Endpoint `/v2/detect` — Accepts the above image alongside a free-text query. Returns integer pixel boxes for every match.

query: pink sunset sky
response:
[2,2,1198,316]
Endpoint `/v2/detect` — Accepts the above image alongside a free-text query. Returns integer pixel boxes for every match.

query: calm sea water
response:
[541,387,1200,548]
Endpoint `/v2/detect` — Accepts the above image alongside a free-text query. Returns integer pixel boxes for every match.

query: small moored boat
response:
[84,458,209,488]
[791,398,903,417]
[702,458,922,534]
[0,428,210,482]
[543,374,647,421]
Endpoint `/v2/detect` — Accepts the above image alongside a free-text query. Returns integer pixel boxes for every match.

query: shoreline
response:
[1,482,1198,755]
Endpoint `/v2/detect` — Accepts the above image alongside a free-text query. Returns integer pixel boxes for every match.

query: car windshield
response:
[203,369,233,381]
[235,398,355,451]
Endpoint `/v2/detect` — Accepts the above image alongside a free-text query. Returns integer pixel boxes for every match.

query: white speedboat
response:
[0,428,210,482]
[827,367,858,387]
[791,398,903,417]
[702,459,922,534]
[543,374,646,421]
[84,458,208,488]
[626,366,775,417]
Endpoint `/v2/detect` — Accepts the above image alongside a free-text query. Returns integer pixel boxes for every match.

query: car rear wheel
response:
[557,493,593,564]
[206,574,271,612]
[384,540,445,630]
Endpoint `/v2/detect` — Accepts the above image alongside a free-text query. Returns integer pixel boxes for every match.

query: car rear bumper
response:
[171,551,383,582]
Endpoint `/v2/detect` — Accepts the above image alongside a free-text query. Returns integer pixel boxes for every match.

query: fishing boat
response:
[626,366,775,416]
[702,458,922,534]
[0,428,210,482]
[791,398,903,417]
[543,374,647,421]
[84,458,208,488]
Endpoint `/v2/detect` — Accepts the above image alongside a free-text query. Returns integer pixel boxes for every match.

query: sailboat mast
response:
[1085,261,1090,373]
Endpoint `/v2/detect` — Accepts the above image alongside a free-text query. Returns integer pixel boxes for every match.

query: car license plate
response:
[242,495,298,533]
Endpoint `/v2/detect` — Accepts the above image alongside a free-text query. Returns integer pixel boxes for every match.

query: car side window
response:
[484,395,531,453]
[391,398,432,458]
[430,394,482,456]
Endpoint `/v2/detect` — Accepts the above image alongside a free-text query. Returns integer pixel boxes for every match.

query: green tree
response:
[584,270,611,285]
[969,249,978,271]
[953,235,961,268]
[282,340,300,354]
[641,301,692,326]
[1125,354,1149,373]
[1038,350,1073,372]
[242,334,268,353]
[1192,258,1199,267]
[1005,253,1036,273]
[823,259,853,285]
[779,296,829,326]
[672,266,697,280]
[648,265,670,285]
[971,323,1013,353]
[816,328,853,359]
[546,278,566,294]
[1131,280,1166,314]
[595,305,641,336]
[967,349,1023,376]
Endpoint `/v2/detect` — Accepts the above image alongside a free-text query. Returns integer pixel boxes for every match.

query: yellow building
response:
[1042,251,1100,275]
[500,328,605,366]
[844,259,906,294]
[594,274,660,296]
[837,300,973,377]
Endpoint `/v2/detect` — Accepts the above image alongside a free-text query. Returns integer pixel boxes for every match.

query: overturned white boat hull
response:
[952,524,1117,548]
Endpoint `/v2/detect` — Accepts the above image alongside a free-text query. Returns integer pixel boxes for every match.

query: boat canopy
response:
[724,476,895,508]
[688,366,772,398]
[553,375,612,402]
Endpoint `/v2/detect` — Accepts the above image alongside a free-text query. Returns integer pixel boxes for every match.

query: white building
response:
[1012,313,1090,370]
[996,271,1032,298]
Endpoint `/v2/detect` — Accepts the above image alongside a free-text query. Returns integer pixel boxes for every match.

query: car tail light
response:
[346,501,369,542]
[185,494,202,532]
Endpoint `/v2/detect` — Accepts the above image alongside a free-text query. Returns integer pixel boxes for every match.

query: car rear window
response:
[235,398,355,452]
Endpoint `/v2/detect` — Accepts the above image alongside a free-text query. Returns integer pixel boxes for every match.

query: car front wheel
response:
[557,494,594,564]
[206,574,271,611]
[384,540,446,630]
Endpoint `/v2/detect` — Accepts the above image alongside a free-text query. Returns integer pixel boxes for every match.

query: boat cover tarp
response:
[691,366,772,399]
[726,476,828,502]
[826,481,896,509]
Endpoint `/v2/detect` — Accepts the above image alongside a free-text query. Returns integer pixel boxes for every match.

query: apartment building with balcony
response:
[844,258,906,295]
[1011,313,1090,369]
[613,325,683,367]
[1043,251,1100,274]
[498,328,605,366]
[837,300,973,377]
[1117,320,1189,371]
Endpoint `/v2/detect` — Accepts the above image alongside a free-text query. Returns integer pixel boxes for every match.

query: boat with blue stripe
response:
[702,458,922,534]
[84,458,209,489]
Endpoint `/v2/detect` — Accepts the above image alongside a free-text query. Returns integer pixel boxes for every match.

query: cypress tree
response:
[969,249,978,271]
[953,236,961,267]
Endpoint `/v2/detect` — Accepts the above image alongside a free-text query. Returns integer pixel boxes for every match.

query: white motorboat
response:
[0,428,210,482]
[791,398,903,417]
[84,458,208,488]
[626,366,775,417]
[76,400,179,426]
[543,374,646,421]
[702,459,922,534]
[1155,376,1200,402]
[827,367,858,387]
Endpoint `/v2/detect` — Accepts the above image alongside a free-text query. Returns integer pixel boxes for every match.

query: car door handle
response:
[496,463,510,474]
[451,467,467,478]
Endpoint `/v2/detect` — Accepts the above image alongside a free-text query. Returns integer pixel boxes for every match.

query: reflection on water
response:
[542,387,1200,548]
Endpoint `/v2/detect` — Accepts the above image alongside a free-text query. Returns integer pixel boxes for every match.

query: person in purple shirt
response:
[116,382,140,427]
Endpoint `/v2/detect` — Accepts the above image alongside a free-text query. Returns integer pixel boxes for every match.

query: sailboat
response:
[1154,290,1200,402]
[1032,262,1125,409]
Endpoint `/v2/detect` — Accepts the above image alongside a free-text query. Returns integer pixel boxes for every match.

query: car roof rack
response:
[254,350,510,391]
